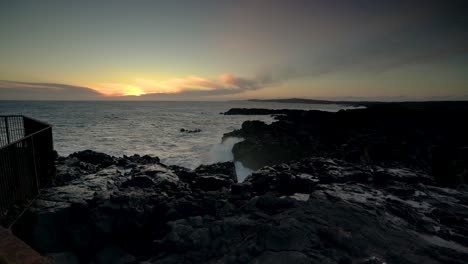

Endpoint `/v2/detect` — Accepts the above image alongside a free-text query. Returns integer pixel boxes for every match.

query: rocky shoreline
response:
[224,103,468,186]
[12,103,468,264]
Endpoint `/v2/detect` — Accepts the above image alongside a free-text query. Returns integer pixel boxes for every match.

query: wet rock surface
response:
[13,148,468,264]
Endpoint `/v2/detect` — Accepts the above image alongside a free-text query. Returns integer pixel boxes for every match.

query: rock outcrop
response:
[223,103,468,186]
[12,150,468,264]
[224,108,304,115]
[180,128,202,133]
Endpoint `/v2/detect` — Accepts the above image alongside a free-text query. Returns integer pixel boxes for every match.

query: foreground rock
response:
[12,150,468,264]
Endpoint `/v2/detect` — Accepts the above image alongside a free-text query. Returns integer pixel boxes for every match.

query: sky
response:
[0,0,467,101]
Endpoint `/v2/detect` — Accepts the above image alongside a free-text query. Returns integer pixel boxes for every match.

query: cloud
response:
[310,38,468,76]
[92,83,148,96]
[232,1,467,81]
[93,72,283,99]
[301,0,468,76]
[0,71,285,100]
[0,80,104,100]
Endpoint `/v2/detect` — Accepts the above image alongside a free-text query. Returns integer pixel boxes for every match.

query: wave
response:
[203,137,253,182]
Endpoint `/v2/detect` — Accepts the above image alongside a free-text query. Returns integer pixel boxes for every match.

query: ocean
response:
[0,101,353,180]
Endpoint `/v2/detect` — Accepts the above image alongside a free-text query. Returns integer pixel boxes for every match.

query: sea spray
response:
[203,137,253,182]
[234,161,253,182]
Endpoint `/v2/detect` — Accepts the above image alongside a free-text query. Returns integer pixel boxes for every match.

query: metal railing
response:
[0,116,54,223]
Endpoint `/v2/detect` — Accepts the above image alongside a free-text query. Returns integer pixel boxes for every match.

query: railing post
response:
[4,117,10,144]
[0,115,53,227]
[30,135,40,194]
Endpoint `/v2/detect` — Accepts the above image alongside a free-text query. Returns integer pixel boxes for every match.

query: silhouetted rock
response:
[223,108,303,115]
[432,146,468,186]
[223,103,468,186]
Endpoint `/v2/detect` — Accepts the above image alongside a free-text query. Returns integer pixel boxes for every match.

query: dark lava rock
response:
[194,161,236,180]
[121,175,154,188]
[223,102,468,186]
[54,156,98,184]
[117,154,160,167]
[224,120,270,138]
[231,183,251,196]
[13,156,468,263]
[254,193,295,214]
[245,157,437,196]
[253,251,310,264]
[192,175,232,191]
[70,150,115,167]
[190,162,238,191]
[169,165,198,183]
[432,146,468,186]
[180,128,201,133]
[93,246,135,264]
[223,108,304,115]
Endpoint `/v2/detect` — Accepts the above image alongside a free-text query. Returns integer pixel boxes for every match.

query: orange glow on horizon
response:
[220,74,235,83]
[122,86,146,96]
[88,75,219,97]
[86,73,252,97]
[88,83,147,97]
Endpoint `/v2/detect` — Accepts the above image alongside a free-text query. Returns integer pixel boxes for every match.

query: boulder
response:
[121,175,154,188]
[180,128,201,133]
[117,154,160,167]
[192,175,232,191]
[70,150,115,167]
[194,162,237,181]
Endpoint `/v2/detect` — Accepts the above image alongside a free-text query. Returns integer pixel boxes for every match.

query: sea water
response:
[0,101,352,181]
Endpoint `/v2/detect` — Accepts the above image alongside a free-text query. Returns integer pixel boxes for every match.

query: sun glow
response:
[88,73,258,97]
[122,86,146,96]
[91,83,147,97]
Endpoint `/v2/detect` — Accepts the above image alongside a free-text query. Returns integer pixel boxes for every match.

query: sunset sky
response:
[1,0,467,100]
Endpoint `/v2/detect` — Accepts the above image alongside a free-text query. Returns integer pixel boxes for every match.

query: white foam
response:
[203,137,254,182]
[235,161,253,182]
[203,137,244,163]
